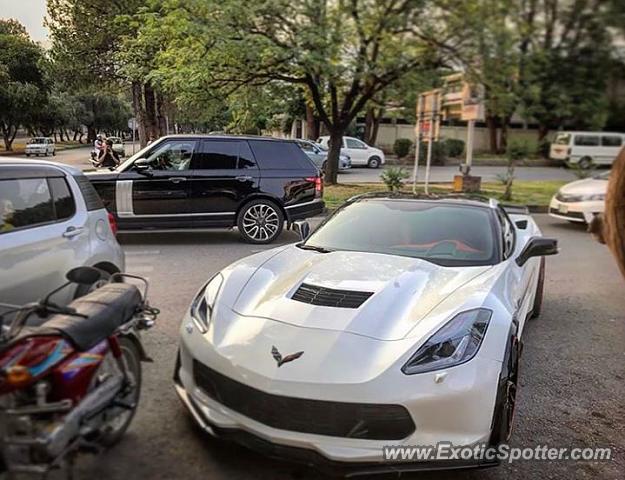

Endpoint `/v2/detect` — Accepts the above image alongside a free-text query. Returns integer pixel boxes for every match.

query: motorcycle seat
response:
[43,283,142,351]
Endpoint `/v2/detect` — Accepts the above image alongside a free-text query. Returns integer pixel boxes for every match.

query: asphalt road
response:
[18,145,580,183]
[40,215,621,480]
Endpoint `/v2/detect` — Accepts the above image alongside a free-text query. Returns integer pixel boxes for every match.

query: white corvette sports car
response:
[174,194,558,474]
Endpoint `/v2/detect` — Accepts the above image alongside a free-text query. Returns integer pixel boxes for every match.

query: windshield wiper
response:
[296,243,333,253]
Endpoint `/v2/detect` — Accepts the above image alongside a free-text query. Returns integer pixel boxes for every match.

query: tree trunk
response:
[132,81,147,148]
[370,108,384,146]
[156,92,167,137]
[598,147,625,279]
[144,83,158,141]
[87,125,96,143]
[73,130,79,141]
[325,129,343,185]
[500,119,510,154]
[364,107,375,145]
[486,115,498,154]
[537,124,549,141]
[305,103,319,140]
[1,124,17,151]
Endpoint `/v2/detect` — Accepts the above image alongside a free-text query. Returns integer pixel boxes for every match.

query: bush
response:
[380,167,409,191]
[442,138,465,158]
[393,138,413,159]
[415,141,447,165]
[507,139,531,162]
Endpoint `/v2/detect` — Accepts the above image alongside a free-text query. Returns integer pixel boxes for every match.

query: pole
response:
[132,122,136,155]
[424,93,436,195]
[465,119,475,174]
[412,96,423,194]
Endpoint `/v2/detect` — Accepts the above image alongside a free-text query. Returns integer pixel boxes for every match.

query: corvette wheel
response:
[531,257,545,319]
[238,200,284,244]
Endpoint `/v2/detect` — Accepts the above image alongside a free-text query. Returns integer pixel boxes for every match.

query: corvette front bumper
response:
[174,310,504,469]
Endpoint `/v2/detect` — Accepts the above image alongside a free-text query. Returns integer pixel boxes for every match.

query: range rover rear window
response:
[248,140,314,170]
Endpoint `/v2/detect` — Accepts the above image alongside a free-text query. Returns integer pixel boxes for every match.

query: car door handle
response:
[169,177,187,184]
[235,175,253,182]
[62,226,84,238]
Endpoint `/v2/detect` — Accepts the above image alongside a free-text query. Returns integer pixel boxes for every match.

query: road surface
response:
[42,215,625,480]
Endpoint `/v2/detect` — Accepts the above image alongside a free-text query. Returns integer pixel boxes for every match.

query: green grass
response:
[324,180,566,210]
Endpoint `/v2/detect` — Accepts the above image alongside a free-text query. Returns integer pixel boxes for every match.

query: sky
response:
[0,0,49,45]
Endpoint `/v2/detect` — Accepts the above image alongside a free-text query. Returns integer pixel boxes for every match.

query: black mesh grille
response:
[193,360,415,440]
[291,283,373,308]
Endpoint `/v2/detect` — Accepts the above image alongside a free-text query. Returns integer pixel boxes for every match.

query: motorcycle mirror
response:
[66,267,102,285]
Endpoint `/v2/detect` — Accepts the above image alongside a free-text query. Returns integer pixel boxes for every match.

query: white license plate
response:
[558,204,569,214]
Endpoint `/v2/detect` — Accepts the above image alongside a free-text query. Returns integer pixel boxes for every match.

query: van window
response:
[574,135,599,147]
[0,178,55,233]
[601,136,622,147]
[554,133,570,145]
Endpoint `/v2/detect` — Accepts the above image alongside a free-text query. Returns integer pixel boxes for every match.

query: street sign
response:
[128,118,137,130]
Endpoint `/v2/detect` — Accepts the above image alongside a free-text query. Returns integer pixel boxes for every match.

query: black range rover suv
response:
[86,135,324,243]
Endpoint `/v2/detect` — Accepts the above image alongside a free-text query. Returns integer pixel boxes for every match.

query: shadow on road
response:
[118,229,300,246]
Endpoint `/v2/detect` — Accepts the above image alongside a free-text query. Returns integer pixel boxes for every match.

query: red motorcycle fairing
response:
[0,335,113,403]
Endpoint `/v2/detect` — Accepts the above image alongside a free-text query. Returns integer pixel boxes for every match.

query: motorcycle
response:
[0,267,159,478]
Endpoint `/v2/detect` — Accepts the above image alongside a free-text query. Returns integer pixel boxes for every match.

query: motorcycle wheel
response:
[98,337,142,447]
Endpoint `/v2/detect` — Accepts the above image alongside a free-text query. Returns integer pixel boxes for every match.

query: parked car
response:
[317,135,385,168]
[0,159,124,320]
[86,135,324,244]
[550,131,625,169]
[108,136,126,157]
[548,171,609,223]
[295,139,351,172]
[174,194,557,475]
[24,137,55,157]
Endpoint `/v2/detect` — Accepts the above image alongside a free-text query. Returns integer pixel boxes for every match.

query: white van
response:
[550,131,625,169]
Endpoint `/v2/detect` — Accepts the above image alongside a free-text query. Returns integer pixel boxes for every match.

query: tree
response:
[0,20,47,150]
[144,0,452,183]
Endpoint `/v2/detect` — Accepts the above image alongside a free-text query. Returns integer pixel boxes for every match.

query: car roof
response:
[347,191,500,210]
[0,158,82,176]
[557,131,625,136]
[156,134,292,142]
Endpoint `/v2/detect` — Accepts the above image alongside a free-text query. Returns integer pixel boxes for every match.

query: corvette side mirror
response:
[516,237,558,266]
[293,220,311,241]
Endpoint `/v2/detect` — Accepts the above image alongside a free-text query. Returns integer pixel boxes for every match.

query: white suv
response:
[0,159,124,317]
[317,135,385,168]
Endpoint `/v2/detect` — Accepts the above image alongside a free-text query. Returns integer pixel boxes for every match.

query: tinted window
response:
[345,138,366,149]
[73,175,104,211]
[554,133,571,145]
[304,200,496,266]
[0,178,55,233]
[574,135,599,146]
[602,136,622,147]
[248,140,312,169]
[49,177,76,220]
[144,140,196,171]
[195,141,239,169]
[238,141,257,169]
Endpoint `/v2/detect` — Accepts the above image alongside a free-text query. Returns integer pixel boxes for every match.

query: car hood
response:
[230,246,491,341]
[559,177,607,195]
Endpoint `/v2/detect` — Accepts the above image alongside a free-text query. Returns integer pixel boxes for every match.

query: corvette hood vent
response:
[291,283,373,309]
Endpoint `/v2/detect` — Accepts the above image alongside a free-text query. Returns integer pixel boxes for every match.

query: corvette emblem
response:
[271,346,304,367]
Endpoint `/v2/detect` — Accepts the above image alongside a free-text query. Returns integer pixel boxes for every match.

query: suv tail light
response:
[108,212,118,236]
[306,175,323,198]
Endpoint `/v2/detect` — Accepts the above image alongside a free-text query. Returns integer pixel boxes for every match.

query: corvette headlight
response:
[190,273,223,332]
[402,308,492,375]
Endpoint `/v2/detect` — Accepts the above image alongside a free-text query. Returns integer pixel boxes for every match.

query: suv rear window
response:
[73,174,104,211]
[248,140,314,170]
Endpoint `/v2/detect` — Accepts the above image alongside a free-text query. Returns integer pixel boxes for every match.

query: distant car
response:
[0,159,124,321]
[317,135,385,168]
[295,139,351,172]
[25,137,55,157]
[549,131,625,169]
[86,135,324,244]
[107,136,126,157]
[548,171,609,223]
[174,194,558,474]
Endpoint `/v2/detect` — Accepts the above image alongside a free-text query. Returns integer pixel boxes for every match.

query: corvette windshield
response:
[303,199,497,266]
